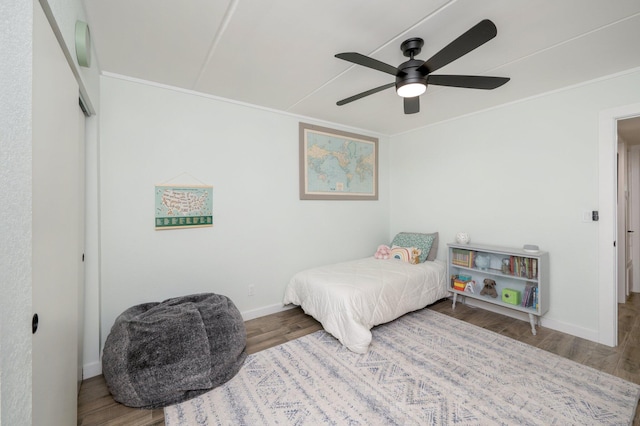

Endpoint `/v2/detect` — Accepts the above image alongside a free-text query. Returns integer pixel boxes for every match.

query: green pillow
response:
[390,232,436,263]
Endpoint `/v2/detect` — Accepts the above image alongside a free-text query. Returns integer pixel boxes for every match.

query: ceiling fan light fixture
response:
[396,82,426,98]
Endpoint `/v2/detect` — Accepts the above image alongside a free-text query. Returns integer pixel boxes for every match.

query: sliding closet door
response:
[32,1,82,424]
[77,105,86,393]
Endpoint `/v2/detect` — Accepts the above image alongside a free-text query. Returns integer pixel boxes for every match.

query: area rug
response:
[164,309,640,425]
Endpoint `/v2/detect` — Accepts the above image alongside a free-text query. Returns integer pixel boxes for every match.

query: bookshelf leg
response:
[452,293,457,310]
[528,313,537,335]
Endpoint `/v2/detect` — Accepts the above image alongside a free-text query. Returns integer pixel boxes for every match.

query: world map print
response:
[303,128,376,198]
[154,185,213,229]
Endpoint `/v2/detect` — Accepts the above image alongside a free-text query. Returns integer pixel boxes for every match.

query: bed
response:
[283,232,449,353]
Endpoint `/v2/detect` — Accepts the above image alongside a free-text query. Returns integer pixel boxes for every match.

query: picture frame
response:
[299,122,378,200]
[154,184,213,230]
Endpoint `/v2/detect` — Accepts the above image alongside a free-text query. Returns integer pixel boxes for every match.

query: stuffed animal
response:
[480,278,498,298]
[410,248,422,264]
[374,244,391,259]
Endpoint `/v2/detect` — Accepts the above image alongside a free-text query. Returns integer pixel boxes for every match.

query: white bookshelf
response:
[447,242,549,335]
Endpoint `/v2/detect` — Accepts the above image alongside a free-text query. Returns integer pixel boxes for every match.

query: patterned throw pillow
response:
[389,246,421,264]
[390,232,436,263]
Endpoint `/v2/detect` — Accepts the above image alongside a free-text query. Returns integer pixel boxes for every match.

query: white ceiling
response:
[82,0,640,137]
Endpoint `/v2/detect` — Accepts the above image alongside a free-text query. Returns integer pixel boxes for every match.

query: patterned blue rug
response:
[165,309,640,425]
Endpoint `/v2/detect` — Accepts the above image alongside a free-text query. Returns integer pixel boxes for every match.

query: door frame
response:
[599,102,640,346]
[630,145,640,294]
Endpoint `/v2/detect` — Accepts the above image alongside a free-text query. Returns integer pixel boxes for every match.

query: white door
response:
[32,1,82,424]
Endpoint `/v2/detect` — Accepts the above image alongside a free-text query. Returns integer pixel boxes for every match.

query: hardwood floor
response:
[78,294,640,425]
[77,308,323,425]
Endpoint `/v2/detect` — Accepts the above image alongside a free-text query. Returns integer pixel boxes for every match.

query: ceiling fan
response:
[335,19,510,114]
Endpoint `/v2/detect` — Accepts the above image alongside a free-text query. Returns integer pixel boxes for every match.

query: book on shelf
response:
[509,256,538,279]
[450,274,472,292]
[451,249,476,268]
[521,285,530,307]
[453,281,466,291]
[521,282,538,309]
[452,278,469,291]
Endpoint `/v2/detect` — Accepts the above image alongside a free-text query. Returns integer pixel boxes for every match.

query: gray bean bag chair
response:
[102,293,247,408]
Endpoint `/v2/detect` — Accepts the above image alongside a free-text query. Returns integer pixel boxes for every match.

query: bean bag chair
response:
[102,293,247,408]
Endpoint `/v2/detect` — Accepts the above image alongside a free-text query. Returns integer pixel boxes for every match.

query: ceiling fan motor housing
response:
[396,59,428,93]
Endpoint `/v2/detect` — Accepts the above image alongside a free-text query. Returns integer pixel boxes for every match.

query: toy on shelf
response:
[464,280,476,293]
[480,278,498,298]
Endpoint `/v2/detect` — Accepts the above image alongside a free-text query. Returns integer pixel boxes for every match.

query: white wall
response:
[389,68,640,341]
[0,0,33,424]
[92,69,640,374]
[97,75,390,356]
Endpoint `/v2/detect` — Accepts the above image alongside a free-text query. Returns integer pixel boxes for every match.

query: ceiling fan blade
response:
[337,82,395,106]
[419,19,497,74]
[404,96,420,114]
[427,75,510,89]
[335,52,401,76]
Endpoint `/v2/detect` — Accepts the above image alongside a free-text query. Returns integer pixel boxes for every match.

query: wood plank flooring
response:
[78,294,640,425]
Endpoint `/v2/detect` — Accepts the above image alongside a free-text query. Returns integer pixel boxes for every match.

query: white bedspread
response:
[283,257,449,353]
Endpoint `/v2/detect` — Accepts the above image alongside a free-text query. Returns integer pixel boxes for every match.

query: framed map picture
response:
[299,122,378,200]
[155,185,213,230]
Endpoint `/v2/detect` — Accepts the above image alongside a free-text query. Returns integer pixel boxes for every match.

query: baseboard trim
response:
[83,299,604,382]
[538,317,600,344]
[82,304,299,380]
[83,361,102,379]
[241,303,296,321]
[454,297,600,344]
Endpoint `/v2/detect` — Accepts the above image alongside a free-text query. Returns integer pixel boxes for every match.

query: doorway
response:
[599,104,640,347]
[618,118,640,303]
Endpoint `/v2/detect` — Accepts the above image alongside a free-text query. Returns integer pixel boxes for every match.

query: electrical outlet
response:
[248,285,255,296]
